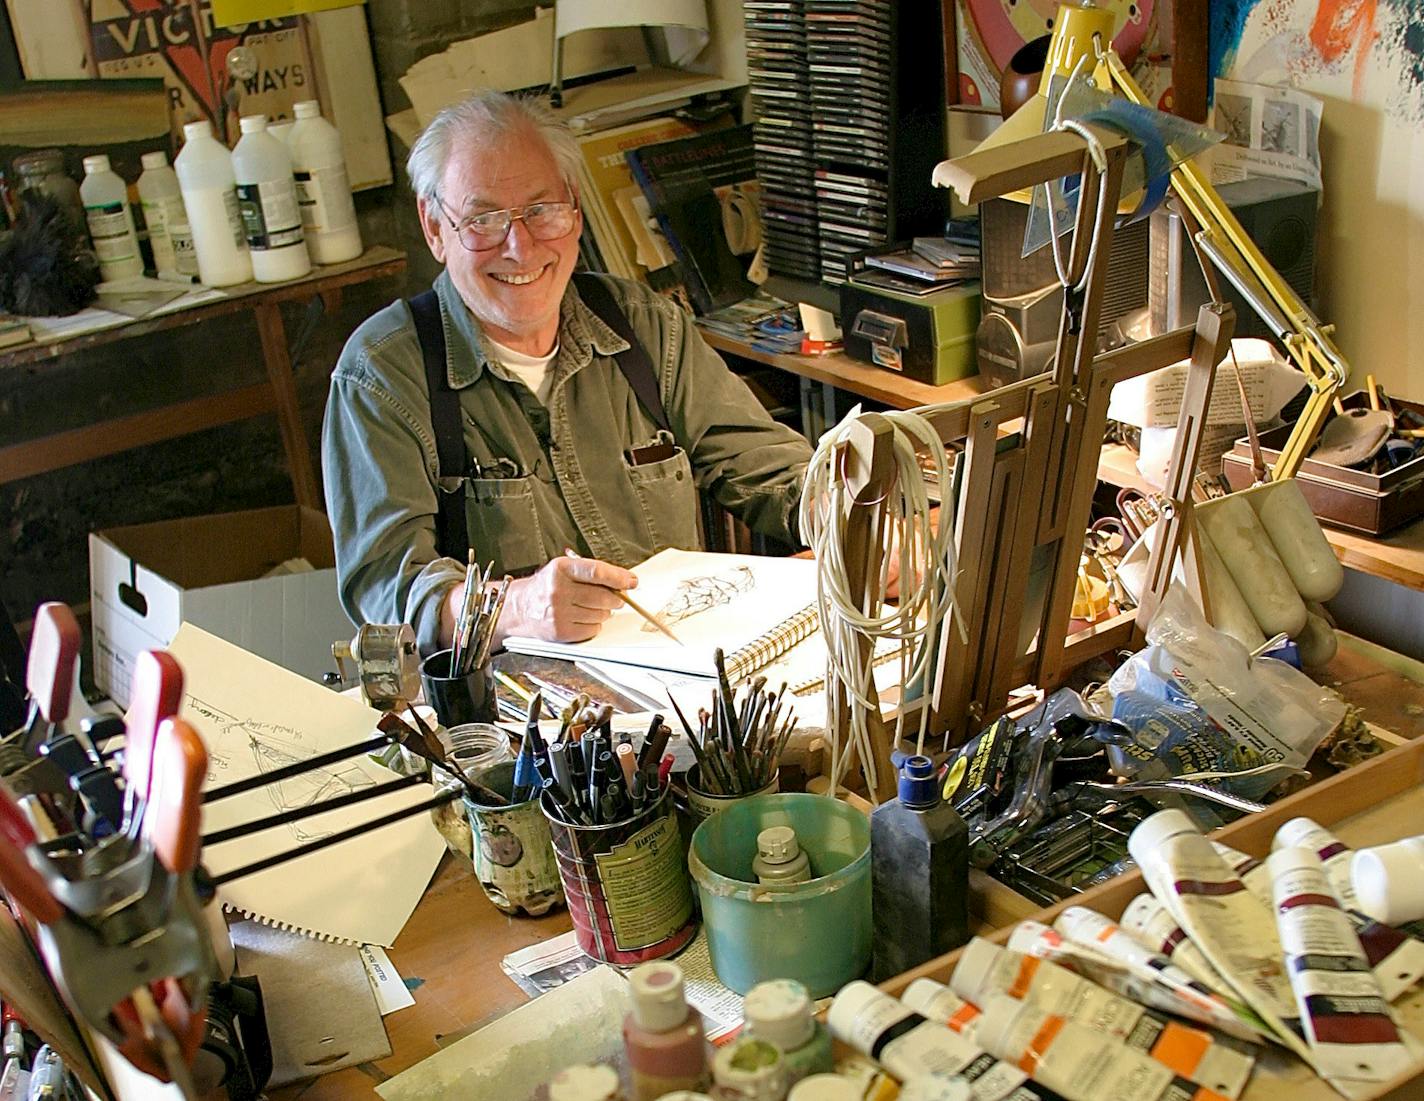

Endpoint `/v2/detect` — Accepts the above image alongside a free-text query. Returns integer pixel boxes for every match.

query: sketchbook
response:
[166,624,445,947]
[503,549,820,681]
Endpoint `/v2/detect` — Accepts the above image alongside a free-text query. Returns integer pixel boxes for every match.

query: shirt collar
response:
[433,270,631,390]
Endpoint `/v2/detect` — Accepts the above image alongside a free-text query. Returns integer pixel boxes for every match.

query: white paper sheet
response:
[167,624,444,947]
[504,549,820,678]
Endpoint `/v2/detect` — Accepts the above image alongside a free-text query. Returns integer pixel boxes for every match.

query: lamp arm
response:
[1096,47,1347,479]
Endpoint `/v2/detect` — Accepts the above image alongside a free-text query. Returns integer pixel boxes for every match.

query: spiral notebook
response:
[503,549,821,681]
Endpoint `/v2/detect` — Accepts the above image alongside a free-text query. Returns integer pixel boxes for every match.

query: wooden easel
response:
[828,126,1234,800]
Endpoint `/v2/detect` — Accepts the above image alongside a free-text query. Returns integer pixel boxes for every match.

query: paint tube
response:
[1268,846,1418,1097]
[949,937,1254,1098]
[826,981,1048,1101]
[901,979,984,1043]
[1127,809,1310,1060]
[1118,892,1232,995]
[834,1054,904,1100]
[972,993,1232,1101]
[1026,911,1265,1042]
[1272,817,1424,1000]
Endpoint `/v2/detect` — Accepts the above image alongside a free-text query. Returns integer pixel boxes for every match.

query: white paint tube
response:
[1118,892,1233,995]
[1042,909,1265,1042]
[826,981,1046,1101]
[950,937,1254,1098]
[1219,832,1424,1002]
[973,993,1233,1101]
[901,978,984,1042]
[1268,846,1418,1097]
[1127,809,1310,1060]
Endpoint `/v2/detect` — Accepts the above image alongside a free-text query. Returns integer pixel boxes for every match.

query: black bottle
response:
[870,754,970,981]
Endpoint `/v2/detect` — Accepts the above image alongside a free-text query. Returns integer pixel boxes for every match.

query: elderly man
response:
[322,91,812,653]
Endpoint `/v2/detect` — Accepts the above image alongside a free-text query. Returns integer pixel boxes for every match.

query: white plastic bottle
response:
[80,155,143,281]
[137,151,197,278]
[287,100,362,264]
[174,121,253,287]
[267,119,296,146]
[231,114,310,282]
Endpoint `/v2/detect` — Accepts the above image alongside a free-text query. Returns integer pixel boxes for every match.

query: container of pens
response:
[532,697,696,964]
[465,759,564,917]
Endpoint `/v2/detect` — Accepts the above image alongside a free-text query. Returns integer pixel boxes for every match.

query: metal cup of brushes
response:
[533,693,696,964]
[679,661,795,823]
[419,560,511,728]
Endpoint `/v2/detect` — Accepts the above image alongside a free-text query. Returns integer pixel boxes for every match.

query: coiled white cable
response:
[800,407,967,797]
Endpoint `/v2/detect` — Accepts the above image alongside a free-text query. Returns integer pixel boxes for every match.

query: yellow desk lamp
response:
[965,1,1349,479]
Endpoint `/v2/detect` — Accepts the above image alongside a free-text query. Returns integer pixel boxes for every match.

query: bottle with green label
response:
[137,151,197,278]
[80,154,142,281]
[231,114,310,283]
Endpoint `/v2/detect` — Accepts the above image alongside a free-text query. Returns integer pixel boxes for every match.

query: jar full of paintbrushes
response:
[418,557,511,728]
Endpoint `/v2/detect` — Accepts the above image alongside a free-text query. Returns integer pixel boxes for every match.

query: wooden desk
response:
[0,247,407,511]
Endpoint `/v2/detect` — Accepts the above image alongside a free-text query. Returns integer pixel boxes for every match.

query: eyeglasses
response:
[435,195,579,250]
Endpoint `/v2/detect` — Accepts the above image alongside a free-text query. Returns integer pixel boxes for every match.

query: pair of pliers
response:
[0,644,215,1093]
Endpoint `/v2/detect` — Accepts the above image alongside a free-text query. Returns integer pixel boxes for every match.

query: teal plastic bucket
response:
[688,793,871,997]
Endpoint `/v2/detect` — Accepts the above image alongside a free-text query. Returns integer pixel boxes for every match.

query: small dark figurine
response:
[0,190,101,316]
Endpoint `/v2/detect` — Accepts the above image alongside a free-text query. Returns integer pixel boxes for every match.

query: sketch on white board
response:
[647,565,755,631]
[190,695,376,843]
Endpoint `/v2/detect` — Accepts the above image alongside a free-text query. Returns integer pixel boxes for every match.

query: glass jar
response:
[431,724,511,859]
[12,149,84,226]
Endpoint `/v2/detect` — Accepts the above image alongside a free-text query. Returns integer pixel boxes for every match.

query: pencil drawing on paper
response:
[646,565,756,631]
[189,695,376,843]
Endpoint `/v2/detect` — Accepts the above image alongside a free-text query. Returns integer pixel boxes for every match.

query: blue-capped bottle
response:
[869,755,969,980]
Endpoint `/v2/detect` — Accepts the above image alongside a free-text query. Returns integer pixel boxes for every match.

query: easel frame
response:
[828,125,1234,800]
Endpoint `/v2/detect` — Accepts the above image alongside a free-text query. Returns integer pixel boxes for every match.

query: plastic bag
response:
[1105,584,1343,800]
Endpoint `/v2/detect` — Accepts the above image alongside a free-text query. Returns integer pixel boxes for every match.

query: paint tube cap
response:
[789,1075,863,1101]
[182,121,215,143]
[548,1063,621,1101]
[756,826,802,865]
[826,981,916,1052]
[969,993,1033,1063]
[82,155,112,175]
[744,979,814,1052]
[947,937,1002,1005]
[628,961,689,1032]
[898,755,940,809]
[1127,808,1199,871]
[713,1037,786,1097]
[1272,816,1328,853]
[1352,838,1424,926]
[898,1075,974,1101]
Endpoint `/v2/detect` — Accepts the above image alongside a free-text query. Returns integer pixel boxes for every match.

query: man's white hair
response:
[405,89,581,204]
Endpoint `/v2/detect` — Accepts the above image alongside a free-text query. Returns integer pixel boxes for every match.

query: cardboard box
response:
[89,506,352,707]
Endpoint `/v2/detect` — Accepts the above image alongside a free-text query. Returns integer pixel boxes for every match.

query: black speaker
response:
[1149,177,1317,339]
[976,196,1150,388]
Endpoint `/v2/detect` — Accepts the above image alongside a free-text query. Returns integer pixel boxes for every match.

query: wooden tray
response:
[882,736,1424,1101]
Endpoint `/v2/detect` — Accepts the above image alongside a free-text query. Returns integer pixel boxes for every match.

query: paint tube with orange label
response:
[1048,908,1264,1042]
[949,938,1254,1098]
[1268,846,1417,1097]
[973,993,1234,1101]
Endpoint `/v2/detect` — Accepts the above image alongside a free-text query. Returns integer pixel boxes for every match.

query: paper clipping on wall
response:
[167,624,444,946]
[1209,77,1324,193]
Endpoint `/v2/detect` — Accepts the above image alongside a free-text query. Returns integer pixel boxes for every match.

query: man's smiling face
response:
[419,122,582,356]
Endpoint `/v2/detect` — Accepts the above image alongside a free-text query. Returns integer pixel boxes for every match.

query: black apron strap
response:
[573,272,671,434]
[408,290,468,560]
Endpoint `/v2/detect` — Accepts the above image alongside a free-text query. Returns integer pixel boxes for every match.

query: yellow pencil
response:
[563,549,683,645]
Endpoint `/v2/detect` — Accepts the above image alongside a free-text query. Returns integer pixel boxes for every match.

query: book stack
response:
[745,0,822,284]
[575,117,697,283]
[625,125,759,315]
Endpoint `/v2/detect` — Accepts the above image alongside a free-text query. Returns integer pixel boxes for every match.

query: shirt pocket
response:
[463,475,546,576]
[624,446,701,553]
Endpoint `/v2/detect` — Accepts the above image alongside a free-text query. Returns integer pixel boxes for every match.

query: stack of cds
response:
[807,0,893,284]
[746,1,821,281]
